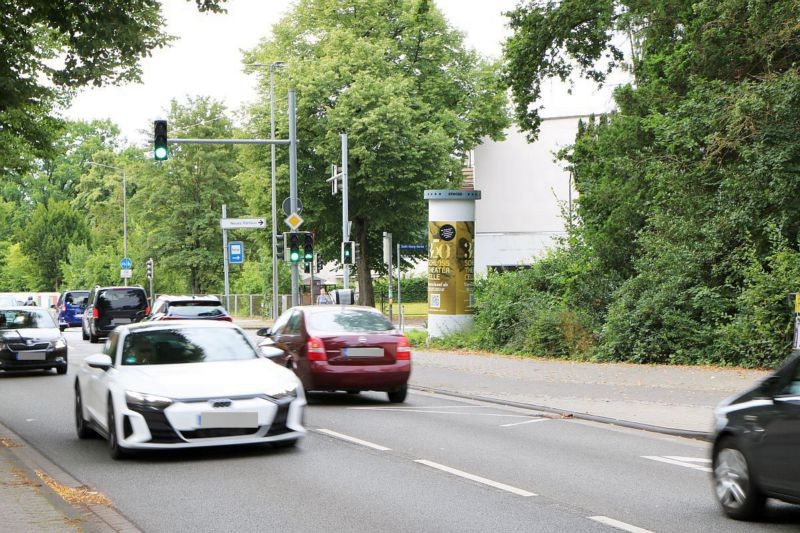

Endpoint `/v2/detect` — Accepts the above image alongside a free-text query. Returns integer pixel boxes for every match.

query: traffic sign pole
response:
[222,205,230,311]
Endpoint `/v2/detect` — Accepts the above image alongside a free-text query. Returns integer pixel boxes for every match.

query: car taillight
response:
[216,316,233,322]
[92,308,99,319]
[396,336,411,360]
[306,337,327,361]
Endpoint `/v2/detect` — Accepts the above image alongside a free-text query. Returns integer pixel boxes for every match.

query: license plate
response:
[75,313,83,318]
[16,352,46,361]
[199,411,258,428]
[113,318,132,325]
[344,347,384,357]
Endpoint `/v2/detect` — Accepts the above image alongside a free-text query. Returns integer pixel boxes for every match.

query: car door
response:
[753,359,800,496]
[86,332,119,428]
[275,311,307,379]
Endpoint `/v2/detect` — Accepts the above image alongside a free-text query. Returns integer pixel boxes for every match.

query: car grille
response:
[8,342,49,351]
[180,428,261,439]
[266,398,292,437]
[126,405,182,443]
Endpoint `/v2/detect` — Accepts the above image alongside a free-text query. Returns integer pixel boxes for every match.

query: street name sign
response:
[220,218,266,229]
[400,244,427,252]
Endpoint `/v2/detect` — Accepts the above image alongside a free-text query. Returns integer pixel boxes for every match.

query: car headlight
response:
[52,338,67,350]
[126,390,173,409]
[270,385,298,400]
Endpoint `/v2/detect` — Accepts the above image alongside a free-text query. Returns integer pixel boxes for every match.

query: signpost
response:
[220,218,266,229]
[285,212,304,231]
[220,209,266,310]
[120,257,132,281]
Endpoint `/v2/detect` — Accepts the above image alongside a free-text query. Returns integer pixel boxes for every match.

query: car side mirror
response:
[260,346,285,363]
[256,327,272,337]
[85,354,113,371]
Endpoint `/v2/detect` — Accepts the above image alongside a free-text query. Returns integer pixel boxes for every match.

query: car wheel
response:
[56,364,67,375]
[59,325,66,332]
[89,329,99,344]
[82,326,88,341]
[387,386,407,403]
[107,398,127,460]
[75,385,95,439]
[713,437,765,520]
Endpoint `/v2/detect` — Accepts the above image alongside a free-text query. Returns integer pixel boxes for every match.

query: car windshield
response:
[120,327,257,366]
[306,309,394,333]
[66,291,88,304]
[168,303,225,317]
[99,289,146,310]
[0,309,56,329]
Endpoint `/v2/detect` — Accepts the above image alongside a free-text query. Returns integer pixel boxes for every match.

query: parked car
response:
[712,349,800,519]
[0,307,68,374]
[146,295,231,321]
[257,305,411,402]
[74,320,305,459]
[82,286,149,343]
[56,290,89,331]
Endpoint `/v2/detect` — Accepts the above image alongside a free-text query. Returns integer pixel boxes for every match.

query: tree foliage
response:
[244,0,509,304]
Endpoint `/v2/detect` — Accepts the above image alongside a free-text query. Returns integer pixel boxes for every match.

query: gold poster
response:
[428,221,475,315]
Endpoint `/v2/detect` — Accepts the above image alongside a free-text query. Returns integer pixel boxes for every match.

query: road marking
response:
[414,459,537,497]
[500,418,549,428]
[348,405,497,410]
[348,408,527,418]
[589,516,654,533]
[642,455,712,473]
[315,429,391,451]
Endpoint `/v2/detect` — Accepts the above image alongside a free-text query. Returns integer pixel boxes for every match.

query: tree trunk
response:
[354,218,375,306]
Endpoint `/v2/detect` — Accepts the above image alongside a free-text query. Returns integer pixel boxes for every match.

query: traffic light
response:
[288,232,301,263]
[303,262,311,274]
[316,253,323,272]
[276,233,286,262]
[154,120,169,161]
[303,232,314,262]
[146,258,153,279]
[342,241,354,265]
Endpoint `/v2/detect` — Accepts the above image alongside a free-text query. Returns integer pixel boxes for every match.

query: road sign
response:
[120,257,132,269]
[120,269,132,279]
[282,197,303,216]
[285,212,304,230]
[399,244,427,252]
[220,218,266,229]
[228,241,244,264]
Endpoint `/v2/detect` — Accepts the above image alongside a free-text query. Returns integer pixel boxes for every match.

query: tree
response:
[0,0,226,175]
[134,96,241,294]
[244,0,508,305]
[19,200,90,289]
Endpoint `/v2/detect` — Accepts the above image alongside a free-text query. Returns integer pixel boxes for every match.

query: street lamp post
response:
[87,162,128,285]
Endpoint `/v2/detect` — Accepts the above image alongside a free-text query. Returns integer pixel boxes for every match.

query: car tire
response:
[89,329,99,344]
[713,437,765,520]
[75,385,95,439]
[387,387,407,403]
[56,364,67,375]
[59,325,66,332]
[107,398,128,460]
[82,326,88,341]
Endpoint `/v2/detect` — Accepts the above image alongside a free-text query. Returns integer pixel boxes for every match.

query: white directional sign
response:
[285,212,304,231]
[120,269,132,279]
[220,218,266,229]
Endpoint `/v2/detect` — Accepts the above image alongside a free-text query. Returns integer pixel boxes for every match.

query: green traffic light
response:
[290,251,300,262]
[154,146,168,160]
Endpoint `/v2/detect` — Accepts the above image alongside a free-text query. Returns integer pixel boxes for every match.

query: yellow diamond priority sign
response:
[285,212,304,231]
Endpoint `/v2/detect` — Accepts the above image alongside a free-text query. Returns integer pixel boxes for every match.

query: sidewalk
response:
[410,349,770,437]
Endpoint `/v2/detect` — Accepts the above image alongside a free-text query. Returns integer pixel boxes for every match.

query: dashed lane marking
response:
[589,516,654,533]
[641,455,712,473]
[414,459,537,497]
[500,418,550,428]
[315,429,391,451]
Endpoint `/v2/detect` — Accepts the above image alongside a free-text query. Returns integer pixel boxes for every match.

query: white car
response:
[75,320,306,459]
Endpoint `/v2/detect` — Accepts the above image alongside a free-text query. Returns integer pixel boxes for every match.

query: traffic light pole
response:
[165,89,301,309]
[342,134,350,290]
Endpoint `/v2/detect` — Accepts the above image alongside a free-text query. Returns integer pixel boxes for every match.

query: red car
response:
[257,306,411,402]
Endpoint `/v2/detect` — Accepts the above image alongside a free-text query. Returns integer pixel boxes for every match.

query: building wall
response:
[473,116,584,275]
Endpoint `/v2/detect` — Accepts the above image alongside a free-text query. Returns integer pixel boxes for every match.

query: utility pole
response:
[221,204,230,310]
[288,90,300,307]
[269,61,286,318]
[326,133,350,289]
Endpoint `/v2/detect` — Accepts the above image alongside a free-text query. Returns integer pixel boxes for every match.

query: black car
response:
[712,350,800,519]
[0,308,68,374]
[145,294,232,321]
[82,286,149,343]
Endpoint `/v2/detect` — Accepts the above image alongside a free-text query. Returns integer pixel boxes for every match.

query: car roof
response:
[122,320,240,333]
[156,294,222,302]
[294,305,382,315]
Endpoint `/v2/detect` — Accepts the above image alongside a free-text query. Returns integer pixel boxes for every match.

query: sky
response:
[65,0,620,145]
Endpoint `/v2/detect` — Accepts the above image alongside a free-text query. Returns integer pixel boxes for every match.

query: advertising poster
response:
[427,221,475,315]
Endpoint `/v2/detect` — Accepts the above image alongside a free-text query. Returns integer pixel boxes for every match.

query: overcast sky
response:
[64,0,619,145]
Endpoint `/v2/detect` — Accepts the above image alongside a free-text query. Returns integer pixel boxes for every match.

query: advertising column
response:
[424,190,480,338]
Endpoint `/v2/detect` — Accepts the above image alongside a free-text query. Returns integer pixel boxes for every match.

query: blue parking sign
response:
[229,241,244,264]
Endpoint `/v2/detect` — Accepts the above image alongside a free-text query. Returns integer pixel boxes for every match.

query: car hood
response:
[0,328,61,342]
[117,359,300,399]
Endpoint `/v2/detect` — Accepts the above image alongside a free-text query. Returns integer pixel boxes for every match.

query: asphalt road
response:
[1,329,799,532]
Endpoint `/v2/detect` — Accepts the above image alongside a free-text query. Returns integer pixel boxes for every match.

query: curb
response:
[0,421,141,532]
[410,385,712,442]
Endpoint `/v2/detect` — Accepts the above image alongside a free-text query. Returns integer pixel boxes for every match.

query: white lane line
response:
[664,456,711,463]
[500,418,549,428]
[589,516,654,533]
[414,459,537,497]
[642,456,712,473]
[348,408,528,418]
[347,405,498,410]
[315,429,391,451]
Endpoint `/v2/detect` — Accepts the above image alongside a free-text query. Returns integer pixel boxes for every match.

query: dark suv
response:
[56,289,89,331]
[81,286,149,343]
